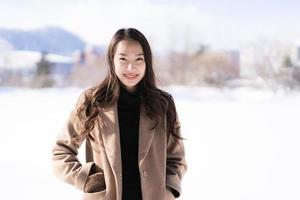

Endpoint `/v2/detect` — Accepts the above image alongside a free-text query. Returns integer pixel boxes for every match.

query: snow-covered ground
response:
[0,86,299,200]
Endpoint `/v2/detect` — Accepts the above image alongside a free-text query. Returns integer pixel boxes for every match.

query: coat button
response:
[119,174,122,177]
[143,170,147,177]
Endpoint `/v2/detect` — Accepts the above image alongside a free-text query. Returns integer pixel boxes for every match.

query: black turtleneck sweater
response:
[117,85,142,200]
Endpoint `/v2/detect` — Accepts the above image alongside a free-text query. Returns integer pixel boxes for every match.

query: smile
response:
[124,74,138,79]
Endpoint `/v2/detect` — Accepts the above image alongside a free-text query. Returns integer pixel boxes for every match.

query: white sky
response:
[0,0,299,52]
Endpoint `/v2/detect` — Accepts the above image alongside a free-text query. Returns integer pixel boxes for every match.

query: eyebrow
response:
[118,53,144,56]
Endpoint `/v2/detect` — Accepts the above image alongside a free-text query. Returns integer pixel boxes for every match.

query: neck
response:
[120,83,138,94]
[126,86,136,93]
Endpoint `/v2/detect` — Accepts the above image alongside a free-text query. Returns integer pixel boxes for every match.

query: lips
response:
[124,74,138,79]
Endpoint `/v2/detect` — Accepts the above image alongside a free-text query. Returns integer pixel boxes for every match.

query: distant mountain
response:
[0,26,86,55]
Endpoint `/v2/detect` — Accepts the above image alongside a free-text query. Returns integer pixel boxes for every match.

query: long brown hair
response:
[75,28,182,142]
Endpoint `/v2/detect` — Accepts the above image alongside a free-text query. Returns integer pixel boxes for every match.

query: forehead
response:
[115,39,144,55]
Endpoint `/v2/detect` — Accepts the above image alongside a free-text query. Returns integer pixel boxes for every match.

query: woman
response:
[52,28,187,200]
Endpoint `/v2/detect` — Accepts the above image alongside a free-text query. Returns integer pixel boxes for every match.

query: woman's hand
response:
[84,172,106,193]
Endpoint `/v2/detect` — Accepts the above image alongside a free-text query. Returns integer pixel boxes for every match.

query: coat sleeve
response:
[52,90,94,191]
[166,112,187,198]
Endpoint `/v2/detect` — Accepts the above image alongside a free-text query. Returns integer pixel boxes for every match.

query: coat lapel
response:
[138,104,156,167]
[97,104,122,179]
[97,103,156,171]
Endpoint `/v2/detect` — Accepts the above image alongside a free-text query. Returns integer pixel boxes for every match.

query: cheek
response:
[140,64,146,76]
[114,62,122,75]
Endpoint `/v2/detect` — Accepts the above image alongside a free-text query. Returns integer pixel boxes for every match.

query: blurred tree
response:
[34,51,54,87]
[36,52,52,75]
[282,55,293,68]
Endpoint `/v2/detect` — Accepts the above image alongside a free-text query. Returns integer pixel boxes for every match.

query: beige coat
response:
[52,89,187,200]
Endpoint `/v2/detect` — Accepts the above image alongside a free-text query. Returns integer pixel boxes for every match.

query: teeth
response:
[125,74,137,78]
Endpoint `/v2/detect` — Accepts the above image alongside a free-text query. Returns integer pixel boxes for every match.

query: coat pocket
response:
[84,172,106,193]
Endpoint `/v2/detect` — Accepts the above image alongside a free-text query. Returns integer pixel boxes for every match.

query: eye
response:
[119,57,126,61]
[136,57,144,61]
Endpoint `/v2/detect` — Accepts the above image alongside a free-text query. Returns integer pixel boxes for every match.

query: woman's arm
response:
[52,91,99,192]
[166,114,187,198]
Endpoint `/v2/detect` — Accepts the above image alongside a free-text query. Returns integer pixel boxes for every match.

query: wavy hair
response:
[75,28,182,143]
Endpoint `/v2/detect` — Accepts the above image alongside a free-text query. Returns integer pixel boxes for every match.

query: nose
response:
[126,63,134,71]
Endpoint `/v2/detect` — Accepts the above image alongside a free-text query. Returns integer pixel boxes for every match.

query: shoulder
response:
[153,88,177,115]
[155,88,175,104]
[74,85,98,110]
[152,87,172,99]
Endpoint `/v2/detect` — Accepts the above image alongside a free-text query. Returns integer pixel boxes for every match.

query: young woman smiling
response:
[52,28,187,200]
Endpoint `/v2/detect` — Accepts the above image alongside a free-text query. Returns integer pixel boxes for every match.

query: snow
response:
[0,86,299,200]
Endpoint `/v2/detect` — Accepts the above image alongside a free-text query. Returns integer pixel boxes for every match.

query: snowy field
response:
[0,86,300,200]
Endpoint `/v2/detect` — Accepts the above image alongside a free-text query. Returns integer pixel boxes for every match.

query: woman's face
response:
[113,39,146,93]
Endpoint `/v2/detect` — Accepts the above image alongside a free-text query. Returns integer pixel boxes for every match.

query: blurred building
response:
[0,50,75,86]
[69,45,106,86]
[189,50,240,85]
